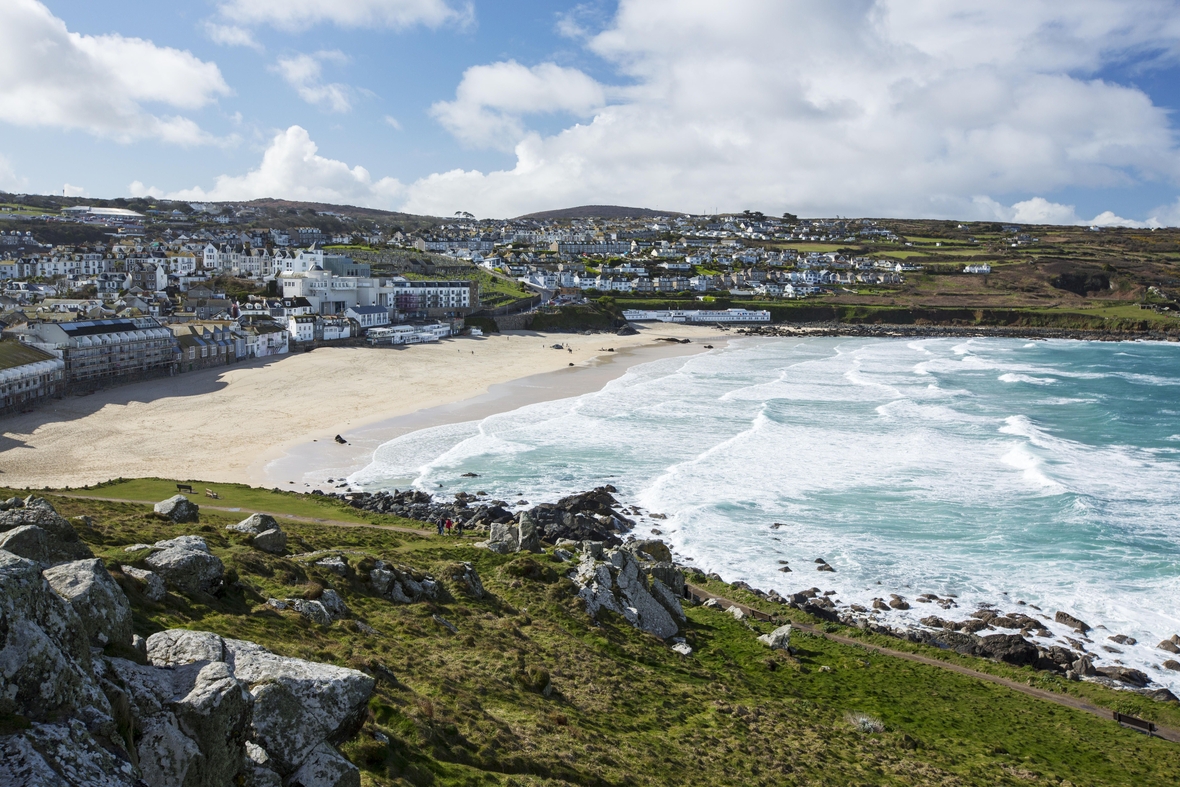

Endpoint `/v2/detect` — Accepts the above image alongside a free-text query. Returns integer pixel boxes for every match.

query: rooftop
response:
[0,339,56,371]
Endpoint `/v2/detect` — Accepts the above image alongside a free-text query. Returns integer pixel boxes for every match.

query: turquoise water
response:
[352,337,1180,688]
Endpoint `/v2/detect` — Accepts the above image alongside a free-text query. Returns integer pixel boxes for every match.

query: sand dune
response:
[0,324,727,489]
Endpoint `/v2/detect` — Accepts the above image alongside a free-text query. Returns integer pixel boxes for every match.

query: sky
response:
[2,1,1180,225]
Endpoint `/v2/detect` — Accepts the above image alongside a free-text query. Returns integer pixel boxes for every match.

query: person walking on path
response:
[445,518,453,536]
[455,519,464,537]
[436,520,445,536]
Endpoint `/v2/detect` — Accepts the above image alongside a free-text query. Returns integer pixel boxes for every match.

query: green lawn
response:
[64,478,424,528]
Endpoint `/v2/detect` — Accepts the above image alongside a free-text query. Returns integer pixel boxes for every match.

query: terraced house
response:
[11,318,176,385]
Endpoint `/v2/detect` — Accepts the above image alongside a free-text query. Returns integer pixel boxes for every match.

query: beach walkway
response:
[686,583,1180,744]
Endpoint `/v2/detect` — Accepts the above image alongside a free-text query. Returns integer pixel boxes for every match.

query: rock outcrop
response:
[0,496,94,565]
[758,624,793,651]
[0,499,374,787]
[572,543,686,639]
[227,513,288,555]
[43,558,133,648]
[368,560,441,604]
[144,535,225,594]
[154,495,200,524]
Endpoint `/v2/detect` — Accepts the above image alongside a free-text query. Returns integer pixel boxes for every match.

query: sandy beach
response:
[0,324,728,490]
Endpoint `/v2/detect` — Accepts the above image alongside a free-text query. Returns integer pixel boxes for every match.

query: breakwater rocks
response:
[334,485,633,545]
[737,322,1180,342]
[0,498,374,787]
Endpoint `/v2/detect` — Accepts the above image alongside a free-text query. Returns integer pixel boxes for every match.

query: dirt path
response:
[52,493,436,537]
[685,583,1180,744]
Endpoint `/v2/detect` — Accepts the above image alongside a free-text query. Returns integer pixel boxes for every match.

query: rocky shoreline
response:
[335,484,1180,703]
[735,322,1180,342]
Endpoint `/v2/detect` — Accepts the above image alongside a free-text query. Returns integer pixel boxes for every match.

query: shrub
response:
[845,712,885,734]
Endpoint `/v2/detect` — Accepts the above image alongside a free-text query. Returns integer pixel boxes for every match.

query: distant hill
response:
[516,205,684,220]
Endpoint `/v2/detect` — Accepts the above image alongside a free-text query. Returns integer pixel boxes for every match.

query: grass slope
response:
[17,486,1180,786]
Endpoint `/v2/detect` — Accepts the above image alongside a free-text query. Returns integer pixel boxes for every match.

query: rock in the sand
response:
[154,494,200,523]
[758,625,793,651]
[1096,666,1150,687]
[145,536,225,594]
[1054,610,1090,632]
[42,558,133,648]
[122,564,167,601]
[252,528,287,555]
[227,513,278,535]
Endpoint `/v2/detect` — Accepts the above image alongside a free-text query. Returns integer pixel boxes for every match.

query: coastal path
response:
[51,493,436,537]
[685,583,1180,744]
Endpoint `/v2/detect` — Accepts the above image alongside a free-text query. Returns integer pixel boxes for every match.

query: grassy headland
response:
[9,483,1179,786]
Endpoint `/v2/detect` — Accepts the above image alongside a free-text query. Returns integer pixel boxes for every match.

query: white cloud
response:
[406,0,1180,219]
[0,0,230,144]
[431,61,606,149]
[205,22,263,51]
[972,195,1155,227]
[0,155,27,191]
[216,0,471,31]
[165,125,403,206]
[384,115,403,130]
[272,52,353,112]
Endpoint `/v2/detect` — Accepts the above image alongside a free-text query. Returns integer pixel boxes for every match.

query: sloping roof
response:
[0,339,56,371]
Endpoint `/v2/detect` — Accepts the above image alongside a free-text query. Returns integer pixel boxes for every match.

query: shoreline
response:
[0,323,727,489]
[256,335,723,490]
[737,321,1180,342]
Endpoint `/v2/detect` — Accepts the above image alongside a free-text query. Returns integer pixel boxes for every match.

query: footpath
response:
[686,583,1180,744]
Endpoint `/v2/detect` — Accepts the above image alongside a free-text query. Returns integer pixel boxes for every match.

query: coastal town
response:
[3,195,1179,418]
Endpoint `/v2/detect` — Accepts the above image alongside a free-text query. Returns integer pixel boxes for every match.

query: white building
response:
[622,308,771,323]
[345,305,391,330]
[964,264,992,274]
[288,315,316,343]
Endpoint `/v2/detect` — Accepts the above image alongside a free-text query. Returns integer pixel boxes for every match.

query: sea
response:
[350,337,1180,691]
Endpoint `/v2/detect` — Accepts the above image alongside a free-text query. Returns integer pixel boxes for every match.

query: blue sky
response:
[2,1,1180,224]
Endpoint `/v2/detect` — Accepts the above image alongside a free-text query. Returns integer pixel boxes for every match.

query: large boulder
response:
[289,741,361,787]
[104,656,254,787]
[146,629,227,666]
[0,719,137,787]
[0,551,111,726]
[573,547,685,640]
[144,631,375,778]
[145,536,224,595]
[0,524,50,565]
[121,565,167,602]
[154,495,200,524]
[0,498,94,565]
[43,558,133,648]
[1054,610,1090,633]
[227,513,278,535]
[758,624,793,651]
[447,562,485,599]
[252,528,287,555]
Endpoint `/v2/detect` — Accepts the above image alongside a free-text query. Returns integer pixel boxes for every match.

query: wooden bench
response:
[175,484,194,494]
[1113,711,1156,736]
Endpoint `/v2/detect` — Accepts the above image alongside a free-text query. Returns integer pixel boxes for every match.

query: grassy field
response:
[73,478,421,528]
[14,486,1180,786]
